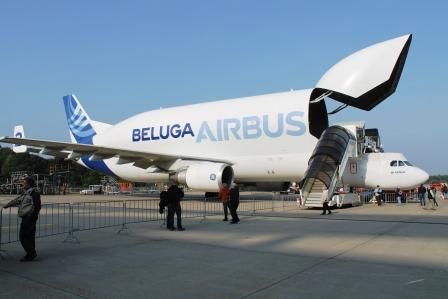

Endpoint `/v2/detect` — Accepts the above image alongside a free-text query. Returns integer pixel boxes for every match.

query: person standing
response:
[321,189,332,215]
[426,186,436,209]
[295,186,303,207]
[442,184,447,200]
[430,186,439,207]
[166,185,185,231]
[374,185,383,206]
[395,187,402,206]
[165,184,176,231]
[159,184,168,219]
[173,185,185,231]
[3,177,41,262]
[229,183,240,224]
[218,183,230,221]
[418,184,426,206]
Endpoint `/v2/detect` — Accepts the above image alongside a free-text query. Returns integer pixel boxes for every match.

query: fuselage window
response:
[398,160,405,166]
[390,161,398,167]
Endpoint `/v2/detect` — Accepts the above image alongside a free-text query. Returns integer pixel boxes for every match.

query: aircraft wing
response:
[0,136,232,168]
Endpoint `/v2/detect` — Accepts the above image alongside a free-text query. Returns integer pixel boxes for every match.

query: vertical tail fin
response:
[63,95,96,145]
[13,125,27,153]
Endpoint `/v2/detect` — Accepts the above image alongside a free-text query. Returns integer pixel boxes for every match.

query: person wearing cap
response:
[3,177,41,261]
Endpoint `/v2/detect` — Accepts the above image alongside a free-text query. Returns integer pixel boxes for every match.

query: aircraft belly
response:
[232,154,308,182]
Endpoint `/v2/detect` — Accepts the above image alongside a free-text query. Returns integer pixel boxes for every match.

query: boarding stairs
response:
[301,126,356,207]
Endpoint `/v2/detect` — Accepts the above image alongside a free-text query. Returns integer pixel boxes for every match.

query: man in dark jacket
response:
[229,183,240,224]
[166,185,185,231]
[418,184,426,206]
[3,177,41,261]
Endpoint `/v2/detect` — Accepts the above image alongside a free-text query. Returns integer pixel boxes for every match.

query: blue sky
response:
[0,0,446,174]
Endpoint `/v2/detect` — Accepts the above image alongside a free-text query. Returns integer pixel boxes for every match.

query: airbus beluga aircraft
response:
[0,34,428,197]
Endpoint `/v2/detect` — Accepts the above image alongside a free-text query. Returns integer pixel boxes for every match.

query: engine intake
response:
[170,162,233,192]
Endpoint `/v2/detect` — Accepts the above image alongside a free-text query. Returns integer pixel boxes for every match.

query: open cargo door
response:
[311,34,412,111]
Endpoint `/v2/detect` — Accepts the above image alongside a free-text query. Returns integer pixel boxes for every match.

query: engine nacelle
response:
[170,162,234,192]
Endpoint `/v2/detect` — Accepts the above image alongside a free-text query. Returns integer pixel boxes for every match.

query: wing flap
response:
[133,159,156,169]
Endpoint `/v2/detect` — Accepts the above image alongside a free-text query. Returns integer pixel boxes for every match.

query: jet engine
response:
[170,162,234,191]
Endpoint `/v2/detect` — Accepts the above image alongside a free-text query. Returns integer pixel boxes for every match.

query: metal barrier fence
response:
[0,194,299,247]
[359,191,427,204]
[2,191,441,248]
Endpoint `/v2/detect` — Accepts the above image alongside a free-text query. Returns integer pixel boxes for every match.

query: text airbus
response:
[131,111,306,143]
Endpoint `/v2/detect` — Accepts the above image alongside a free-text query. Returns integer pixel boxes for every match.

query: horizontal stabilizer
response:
[13,125,27,153]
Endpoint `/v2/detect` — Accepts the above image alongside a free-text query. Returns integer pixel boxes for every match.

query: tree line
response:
[428,174,448,183]
[0,147,104,187]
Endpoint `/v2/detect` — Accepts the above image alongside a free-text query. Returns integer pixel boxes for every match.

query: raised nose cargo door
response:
[311,34,412,111]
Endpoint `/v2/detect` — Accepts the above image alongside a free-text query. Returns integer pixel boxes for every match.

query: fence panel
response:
[125,199,163,224]
[72,200,128,231]
[1,203,71,245]
[360,191,420,204]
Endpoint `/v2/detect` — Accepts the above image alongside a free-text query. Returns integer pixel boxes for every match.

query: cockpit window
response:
[390,160,409,167]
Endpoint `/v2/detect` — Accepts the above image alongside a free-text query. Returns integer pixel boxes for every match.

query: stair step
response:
[305,203,324,207]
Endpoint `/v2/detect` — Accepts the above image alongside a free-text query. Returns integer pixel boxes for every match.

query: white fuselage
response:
[83,89,427,190]
[92,89,318,182]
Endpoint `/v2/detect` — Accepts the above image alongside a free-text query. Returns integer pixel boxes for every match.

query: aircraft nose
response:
[415,167,429,184]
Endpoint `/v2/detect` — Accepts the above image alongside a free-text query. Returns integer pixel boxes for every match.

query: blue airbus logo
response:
[131,111,306,143]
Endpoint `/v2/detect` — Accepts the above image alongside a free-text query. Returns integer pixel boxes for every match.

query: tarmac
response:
[1,194,448,299]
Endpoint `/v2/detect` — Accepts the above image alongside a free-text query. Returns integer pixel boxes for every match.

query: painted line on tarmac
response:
[404,278,425,285]
[245,213,448,226]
